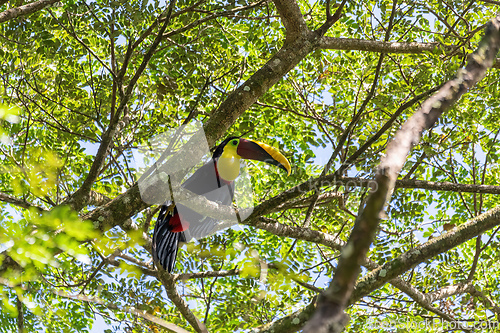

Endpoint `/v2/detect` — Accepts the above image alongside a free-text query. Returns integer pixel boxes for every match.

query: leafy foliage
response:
[1,0,500,332]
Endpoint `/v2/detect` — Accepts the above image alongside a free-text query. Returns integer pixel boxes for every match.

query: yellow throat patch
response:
[217,143,241,181]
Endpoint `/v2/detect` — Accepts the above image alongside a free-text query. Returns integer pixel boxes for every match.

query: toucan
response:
[152,137,291,272]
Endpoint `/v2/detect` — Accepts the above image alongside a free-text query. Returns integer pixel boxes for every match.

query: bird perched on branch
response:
[152,137,291,272]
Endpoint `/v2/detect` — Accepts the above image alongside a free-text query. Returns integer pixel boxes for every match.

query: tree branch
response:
[16,295,23,333]
[315,0,348,36]
[246,217,344,250]
[0,0,60,23]
[479,0,500,5]
[175,267,242,282]
[272,0,309,40]
[156,267,209,333]
[0,191,47,211]
[319,37,449,53]
[258,298,317,333]
[467,284,500,315]
[319,36,500,68]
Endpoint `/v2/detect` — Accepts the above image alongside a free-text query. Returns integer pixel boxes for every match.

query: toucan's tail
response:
[152,205,184,272]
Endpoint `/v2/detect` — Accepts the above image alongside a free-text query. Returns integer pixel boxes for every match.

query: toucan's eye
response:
[231,139,238,146]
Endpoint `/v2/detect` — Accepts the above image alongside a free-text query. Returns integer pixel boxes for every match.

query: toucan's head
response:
[214,137,291,181]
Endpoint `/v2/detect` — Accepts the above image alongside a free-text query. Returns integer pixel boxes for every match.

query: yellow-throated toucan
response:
[152,137,291,272]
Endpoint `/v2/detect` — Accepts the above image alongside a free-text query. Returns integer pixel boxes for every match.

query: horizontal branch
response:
[272,191,341,212]
[318,37,500,68]
[245,217,344,251]
[0,191,46,211]
[250,174,500,226]
[81,172,500,252]
[352,176,500,195]
[425,282,472,303]
[319,37,447,54]
[0,0,60,23]
[479,0,500,6]
[258,298,317,333]
[83,170,500,247]
[174,267,241,282]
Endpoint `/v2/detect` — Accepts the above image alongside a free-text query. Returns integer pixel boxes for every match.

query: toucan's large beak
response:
[237,139,291,176]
